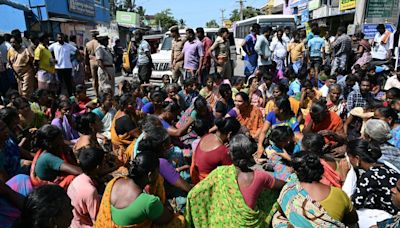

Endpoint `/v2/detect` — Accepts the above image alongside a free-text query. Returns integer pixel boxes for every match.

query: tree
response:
[229,6,261,22]
[230,9,240,22]
[205,19,219,28]
[136,6,145,16]
[178,19,186,29]
[154,9,178,31]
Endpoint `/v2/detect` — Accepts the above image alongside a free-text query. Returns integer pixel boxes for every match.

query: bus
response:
[234,15,296,57]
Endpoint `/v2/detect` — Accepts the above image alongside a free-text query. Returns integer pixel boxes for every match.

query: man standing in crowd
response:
[372,24,393,62]
[331,26,352,75]
[135,30,153,84]
[308,28,325,78]
[0,35,12,96]
[49,32,77,96]
[34,33,58,94]
[84,30,100,98]
[171,26,186,83]
[255,26,272,74]
[270,29,288,71]
[242,23,260,78]
[196,27,212,85]
[8,35,35,97]
[180,28,204,82]
[208,27,232,79]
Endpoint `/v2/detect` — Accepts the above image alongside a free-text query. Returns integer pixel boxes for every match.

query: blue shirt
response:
[288,79,301,96]
[141,102,154,114]
[308,35,325,58]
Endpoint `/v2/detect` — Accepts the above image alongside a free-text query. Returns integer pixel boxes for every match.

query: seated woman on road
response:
[13,97,47,130]
[301,133,344,188]
[191,117,240,184]
[158,102,191,138]
[30,125,82,189]
[95,152,185,227]
[186,134,285,227]
[262,126,297,181]
[111,93,142,164]
[343,139,400,227]
[214,83,234,119]
[303,99,345,146]
[51,100,79,144]
[265,83,300,116]
[374,107,400,149]
[226,92,263,139]
[258,96,300,155]
[92,92,117,140]
[273,152,358,227]
[199,75,218,108]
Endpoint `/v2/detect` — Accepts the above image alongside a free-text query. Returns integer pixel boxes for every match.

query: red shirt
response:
[194,136,232,180]
[305,111,344,144]
[239,170,275,209]
[201,37,213,68]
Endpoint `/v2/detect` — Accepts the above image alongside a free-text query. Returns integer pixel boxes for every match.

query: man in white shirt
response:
[49,33,77,96]
[372,24,394,61]
[384,71,400,90]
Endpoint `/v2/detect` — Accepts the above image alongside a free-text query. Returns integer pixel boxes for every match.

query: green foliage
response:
[206,19,219,28]
[229,6,262,22]
[154,9,178,31]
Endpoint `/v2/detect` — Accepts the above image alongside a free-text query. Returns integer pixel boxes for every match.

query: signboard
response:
[362,23,396,39]
[223,20,232,29]
[116,11,139,27]
[308,0,321,11]
[365,0,395,19]
[68,0,95,17]
[301,9,309,25]
[340,0,356,11]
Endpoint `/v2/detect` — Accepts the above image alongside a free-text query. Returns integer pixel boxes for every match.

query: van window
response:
[161,37,173,50]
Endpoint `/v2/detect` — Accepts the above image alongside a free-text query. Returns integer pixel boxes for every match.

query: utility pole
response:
[220,9,226,27]
[237,0,245,20]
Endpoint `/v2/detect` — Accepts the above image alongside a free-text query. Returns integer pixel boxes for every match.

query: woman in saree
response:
[92,92,117,140]
[257,96,300,156]
[374,107,400,148]
[94,151,185,228]
[30,89,52,119]
[226,92,264,139]
[326,84,346,118]
[353,33,372,69]
[199,75,218,108]
[111,93,141,164]
[51,100,79,145]
[272,152,358,227]
[175,96,214,149]
[13,97,47,130]
[265,83,300,116]
[186,134,284,227]
[301,133,345,188]
[30,125,82,189]
[191,117,240,184]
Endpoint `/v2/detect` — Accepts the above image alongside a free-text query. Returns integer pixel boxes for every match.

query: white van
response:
[133,28,237,85]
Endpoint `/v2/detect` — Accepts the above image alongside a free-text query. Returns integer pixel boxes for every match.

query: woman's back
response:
[110,177,164,226]
[194,134,231,179]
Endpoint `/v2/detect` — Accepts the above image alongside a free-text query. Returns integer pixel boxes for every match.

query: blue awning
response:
[0,0,30,11]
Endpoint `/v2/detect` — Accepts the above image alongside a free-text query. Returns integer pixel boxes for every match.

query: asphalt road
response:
[86,58,245,98]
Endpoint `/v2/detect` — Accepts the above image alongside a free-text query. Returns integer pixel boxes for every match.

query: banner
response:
[366,0,395,19]
[116,11,139,27]
[68,0,95,16]
[340,0,356,11]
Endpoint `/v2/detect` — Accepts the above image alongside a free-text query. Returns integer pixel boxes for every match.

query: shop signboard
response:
[301,9,309,25]
[362,23,395,39]
[116,11,139,27]
[340,0,356,11]
[308,0,321,11]
[68,0,95,17]
[365,0,395,19]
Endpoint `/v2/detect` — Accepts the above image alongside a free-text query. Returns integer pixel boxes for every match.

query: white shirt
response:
[319,85,329,97]
[384,75,400,90]
[270,39,287,58]
[372,32,394,60]
[48,42,77,69]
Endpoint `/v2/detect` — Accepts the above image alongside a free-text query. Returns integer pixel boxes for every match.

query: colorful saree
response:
[236,105,264,139]
[185,165,279,227]
[30,149,76,190]
[111,111,138,164]
[272,174,345,228]
[95,176,184,228]
[320,159,342,188]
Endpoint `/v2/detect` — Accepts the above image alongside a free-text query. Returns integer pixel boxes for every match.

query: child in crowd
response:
[232,77,245,99]
[178,78,198,109]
